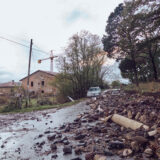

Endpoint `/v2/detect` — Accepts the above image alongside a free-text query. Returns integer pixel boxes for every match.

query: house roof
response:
[20,70,58,81]
[0,81,21,88]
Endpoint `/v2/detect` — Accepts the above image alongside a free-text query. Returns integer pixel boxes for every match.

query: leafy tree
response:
[55,31,108,99]
[111,80,121,88]
[102,2,140,86]
[102,3,123,58]
[119,57,160,83]
[103,0,160,85]
[135,0,160,80]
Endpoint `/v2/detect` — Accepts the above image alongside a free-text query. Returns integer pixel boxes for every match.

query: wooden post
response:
[27,39,33,107]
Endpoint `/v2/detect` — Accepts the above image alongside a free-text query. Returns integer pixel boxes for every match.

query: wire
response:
[0,36,29,48]
[0,35,50,55]
[32,48,49,55]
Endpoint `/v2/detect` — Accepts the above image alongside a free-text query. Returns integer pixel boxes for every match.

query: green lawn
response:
[0,98,85,114]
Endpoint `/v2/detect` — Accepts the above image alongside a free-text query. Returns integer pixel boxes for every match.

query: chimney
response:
[12,80,14,85]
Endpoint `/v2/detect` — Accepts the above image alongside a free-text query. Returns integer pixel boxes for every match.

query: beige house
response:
[20,70,57,95]
[0,80,21,95]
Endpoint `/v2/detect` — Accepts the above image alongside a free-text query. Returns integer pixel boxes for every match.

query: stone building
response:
[0,80,21,95]
[20,70,57,95]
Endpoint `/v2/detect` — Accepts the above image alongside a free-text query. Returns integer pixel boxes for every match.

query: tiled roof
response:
[0,81,21,88]
[20,70,58,81]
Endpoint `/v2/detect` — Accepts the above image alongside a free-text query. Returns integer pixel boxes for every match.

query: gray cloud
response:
[66,9,90,23]
[0,68,15,83]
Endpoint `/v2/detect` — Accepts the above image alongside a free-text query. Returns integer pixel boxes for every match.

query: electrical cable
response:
[0,35,50,55]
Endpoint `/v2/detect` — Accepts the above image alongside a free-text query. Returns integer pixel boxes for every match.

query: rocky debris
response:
[1,144,5,148]
[38,134,43,138]
[75,134,86,140]
[63,139,70,145]
[63,146,72,154]
[15,147,21,154]
[71,158,82,160]
[44,130,52,134]
[47,134,56,141]
[85,152,94,160]
[94,154,107,160]
[144,148,153,157]
[64,90,160,159]
[103,149,113,156]
[32,90,160,159]
[50,144,57,151]
[122,148,132,157]
[39,141,45,148]
[74,147,84,155]
[51,154,58,159]
[64,125,71,132]
[108,140,125,149]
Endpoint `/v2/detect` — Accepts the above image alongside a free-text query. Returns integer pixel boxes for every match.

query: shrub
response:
[0,96,8,105]
[111,80,121,88]
[37,98,52,106]
[56,94,69,104]
[1,97,22,112]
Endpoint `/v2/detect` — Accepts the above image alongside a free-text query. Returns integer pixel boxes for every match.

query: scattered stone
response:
[44,131,51,134]
[38,134,43,138]
[63,140,70,145]
[127,110,132,119]
[75,134,86,140]
[47,134,56,141]
[63,146,72,155]
[50,144,57,151]
[156,147,160,158]
[108,140,125,150]
[144,148,153,157]
[75,147,83,155]
[64,125,70,132]
[85,152,95,160]
[51,154,58,159]
[103,149,113,156]
[59,124,66,130]
[131,136,148,144]
[71,157,82,160]
[131,141,139,152]
[94,154,107,160]
[37,141,45,148]
[1,145,4,148]
[123,148,132,157]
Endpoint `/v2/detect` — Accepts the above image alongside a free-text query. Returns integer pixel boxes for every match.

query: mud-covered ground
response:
[0,101,90,160]
[0,91,160,160]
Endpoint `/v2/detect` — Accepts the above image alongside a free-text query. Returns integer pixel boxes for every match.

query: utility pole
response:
[27,39,33,107]
[50,50,53,73]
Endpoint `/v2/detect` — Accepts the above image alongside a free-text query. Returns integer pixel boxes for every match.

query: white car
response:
[87,87,101,97]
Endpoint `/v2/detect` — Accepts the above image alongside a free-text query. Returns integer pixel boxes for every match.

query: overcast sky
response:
[0,0,124,83]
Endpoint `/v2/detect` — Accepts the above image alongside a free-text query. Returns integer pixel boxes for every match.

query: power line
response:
[32,48,49,55]
[0,36,29,48]
[0,35,50,55]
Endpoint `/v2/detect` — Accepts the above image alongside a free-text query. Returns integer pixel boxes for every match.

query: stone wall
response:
[0,87,13,95]
[21,71,57,95]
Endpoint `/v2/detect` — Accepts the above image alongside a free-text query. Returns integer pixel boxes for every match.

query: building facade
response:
[0,81,21,95]
[20,70,57,95]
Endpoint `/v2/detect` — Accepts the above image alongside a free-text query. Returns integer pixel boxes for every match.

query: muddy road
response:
[0,101,90,160]
[1,91,152,160]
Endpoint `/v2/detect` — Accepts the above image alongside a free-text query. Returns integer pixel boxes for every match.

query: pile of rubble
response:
[35,90,160,160]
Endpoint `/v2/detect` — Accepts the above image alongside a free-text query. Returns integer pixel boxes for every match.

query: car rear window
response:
[89,87,100,91]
